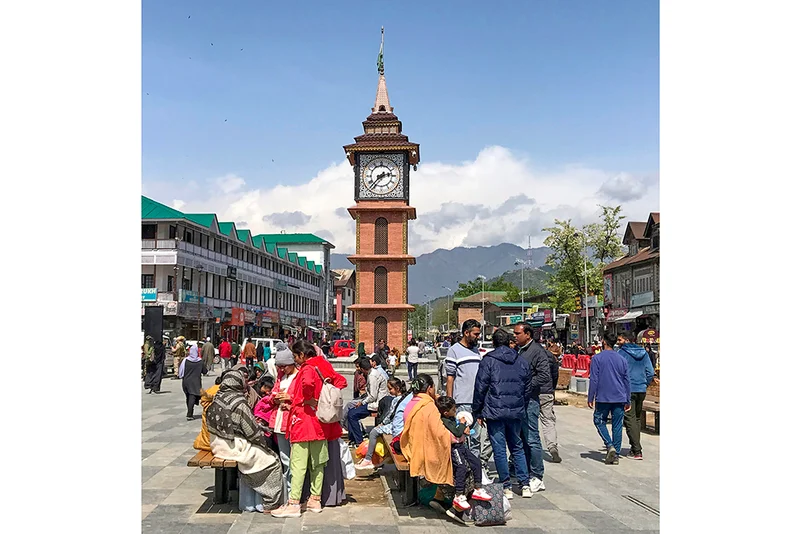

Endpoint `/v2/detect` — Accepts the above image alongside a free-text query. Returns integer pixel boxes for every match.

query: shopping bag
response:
[338,438,356,480]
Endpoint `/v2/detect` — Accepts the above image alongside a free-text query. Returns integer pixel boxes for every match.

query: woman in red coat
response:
[271,340,327,518]
[300,349,348,507]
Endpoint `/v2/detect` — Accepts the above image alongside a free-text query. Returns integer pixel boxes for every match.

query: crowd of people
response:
[141,319,656,521]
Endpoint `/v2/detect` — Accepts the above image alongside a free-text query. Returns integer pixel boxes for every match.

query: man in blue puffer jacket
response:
[472,329,534,499]
[616,331,655,460]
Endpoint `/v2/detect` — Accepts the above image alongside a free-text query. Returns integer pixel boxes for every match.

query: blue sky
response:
[142,0,659,254]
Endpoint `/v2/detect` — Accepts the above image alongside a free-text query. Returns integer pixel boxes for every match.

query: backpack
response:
[313,367,343,424]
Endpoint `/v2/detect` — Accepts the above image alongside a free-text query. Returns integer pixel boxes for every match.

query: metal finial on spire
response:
[377,27,385,75]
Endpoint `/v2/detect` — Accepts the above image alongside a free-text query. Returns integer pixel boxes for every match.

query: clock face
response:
[361,157,401,195]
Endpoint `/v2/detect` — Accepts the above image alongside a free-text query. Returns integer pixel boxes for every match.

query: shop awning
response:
[306,326,321,332]
[541,322,554,330]
[613,311,643,323]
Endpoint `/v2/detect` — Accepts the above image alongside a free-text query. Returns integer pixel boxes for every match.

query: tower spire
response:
[372,27,393,114]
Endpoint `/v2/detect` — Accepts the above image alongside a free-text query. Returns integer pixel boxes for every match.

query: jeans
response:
[456,403,492,472]
[593,402,626,455]
[365,426,383,460]
[521,397,545,481]
[623,392,647,454]
[539,393,558,451]
[407,362,418,380]
[341,399,362,432]
[487,419,529,489]
[451,443,482,495]
[347,404,371,444]
[275,433,292,503]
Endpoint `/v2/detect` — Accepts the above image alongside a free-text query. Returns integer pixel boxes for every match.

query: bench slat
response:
[187,450,208,467]
[223,459,238,468]
[198,451,215,467]
[210,456,226,468]
[382,434,410,471]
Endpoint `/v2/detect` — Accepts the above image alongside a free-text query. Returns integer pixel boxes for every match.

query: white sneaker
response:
[503,488,514,500]
[521,486,533,498]
[530,478,546,492]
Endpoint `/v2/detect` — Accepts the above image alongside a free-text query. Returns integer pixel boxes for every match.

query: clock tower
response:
[344,28,419,353]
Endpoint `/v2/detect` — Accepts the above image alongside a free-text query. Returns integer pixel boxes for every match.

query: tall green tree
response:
[584,205,625,264]
[542,219,603,313]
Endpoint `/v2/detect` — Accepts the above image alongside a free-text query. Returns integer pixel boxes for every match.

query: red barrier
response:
[574,355,591,378]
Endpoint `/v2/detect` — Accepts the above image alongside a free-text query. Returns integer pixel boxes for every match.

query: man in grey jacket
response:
[513,322,553,493]
[346,357,389,445]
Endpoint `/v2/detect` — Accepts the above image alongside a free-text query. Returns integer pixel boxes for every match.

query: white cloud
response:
[171,199,185,210]
[145,146,658,255]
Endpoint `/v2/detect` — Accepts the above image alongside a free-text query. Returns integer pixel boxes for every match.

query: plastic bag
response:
[339,438,356,480]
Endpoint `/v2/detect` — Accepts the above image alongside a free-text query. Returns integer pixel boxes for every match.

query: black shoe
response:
[186,416,194,421]
[445,507,466,525]
[604,447,618,465]
[549,447,562,463]
[147,389,152,394]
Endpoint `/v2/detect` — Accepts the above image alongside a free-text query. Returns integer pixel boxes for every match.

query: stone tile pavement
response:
[143,370,659,532]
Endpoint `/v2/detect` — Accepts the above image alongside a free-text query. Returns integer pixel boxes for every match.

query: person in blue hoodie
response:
[617,331,655,460]
[588,331,631,465]
[472,328,534,499]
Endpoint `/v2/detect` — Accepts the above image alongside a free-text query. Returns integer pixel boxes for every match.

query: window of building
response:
[141,274,154,288]
[374,267,388,304]
[141,224,157,239]
[182,278,191,290]
[183,229,194,244]
[375,218,388,254]
[374,316,388,343]
[633,266,653,295]
[167,275,174,292]
[169,225,177,239]
[651,229,660,250]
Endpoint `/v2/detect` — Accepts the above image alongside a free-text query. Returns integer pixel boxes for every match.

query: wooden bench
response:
[187,450,239,504]
[641,397,660,435]
[382,434,417,506]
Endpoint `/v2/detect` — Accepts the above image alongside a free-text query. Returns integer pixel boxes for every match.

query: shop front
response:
[177,301,214,340]
[221,307,245,343]
[257,310,280,338]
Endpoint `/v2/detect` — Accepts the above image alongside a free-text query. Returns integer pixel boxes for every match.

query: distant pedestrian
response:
[616,332,655,460]
[472,328,533,499]
[231,339,241,366]
[256,341,265,363]
[144,337,165,393]
[446,319,492,474]
[406,340,420,380]
[201,337,216,372]
[387,349,398,376]
[417,337,426,357]
[243,338,256,369]
[264,341,273,362]
[588,332,631,465]
[179,345,208,420]
[220,338,233,369]
[171,337,187,380]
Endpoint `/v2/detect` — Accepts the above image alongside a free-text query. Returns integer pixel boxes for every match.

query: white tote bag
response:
[339,438,356,480]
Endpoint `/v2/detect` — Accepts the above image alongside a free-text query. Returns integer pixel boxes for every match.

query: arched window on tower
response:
[374,316,388,345]
[374,267,388,304]
[375,217,388,254]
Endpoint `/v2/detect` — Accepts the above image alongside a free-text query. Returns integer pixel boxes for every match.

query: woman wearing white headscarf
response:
[180,344,207,421]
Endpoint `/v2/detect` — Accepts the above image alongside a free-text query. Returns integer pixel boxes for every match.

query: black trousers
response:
[623,391,647,454]
[246,357,254,368]
[451,442,482,494]
[186,394,200,418]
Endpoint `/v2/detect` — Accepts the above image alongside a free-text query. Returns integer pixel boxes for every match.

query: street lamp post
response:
[478,275,487,341]
[442,286,452,332]
[575,231,591,346]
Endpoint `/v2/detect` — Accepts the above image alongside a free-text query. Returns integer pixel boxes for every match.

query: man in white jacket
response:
[346,357,389,445]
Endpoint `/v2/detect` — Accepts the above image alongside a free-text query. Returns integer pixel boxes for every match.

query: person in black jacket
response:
[472,329,534,499]
[513,322,553,492]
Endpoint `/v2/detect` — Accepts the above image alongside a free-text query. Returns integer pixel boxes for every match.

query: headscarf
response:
[206,371,263,444]
[179,344,202,378]
[254,362,265,374]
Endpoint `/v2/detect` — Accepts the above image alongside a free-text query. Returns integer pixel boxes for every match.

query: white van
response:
[250,338,283,356]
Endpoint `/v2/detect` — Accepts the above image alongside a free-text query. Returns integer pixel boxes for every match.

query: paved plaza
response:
[142,369,660,533]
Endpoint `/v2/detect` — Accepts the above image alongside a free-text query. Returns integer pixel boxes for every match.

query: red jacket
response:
[220,341,232,359]
[306,356,347,441]
[286,363,326,443]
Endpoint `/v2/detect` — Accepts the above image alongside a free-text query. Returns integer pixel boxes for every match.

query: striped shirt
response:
[445,342,481,405]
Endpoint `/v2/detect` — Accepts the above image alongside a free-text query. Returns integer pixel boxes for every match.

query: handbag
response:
[468,482,506,526]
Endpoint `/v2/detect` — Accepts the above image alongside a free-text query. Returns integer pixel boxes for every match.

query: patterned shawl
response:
[207,371,263,445]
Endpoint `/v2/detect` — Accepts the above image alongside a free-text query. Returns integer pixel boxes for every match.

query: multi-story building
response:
[603,212,660,336]
[332,269,356,340]
[141,196,332,343]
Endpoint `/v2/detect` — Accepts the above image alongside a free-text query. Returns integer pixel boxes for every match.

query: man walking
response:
[405,340,420,380]
[513,322,553,492]
[243,338,256,369]
[231,338,241,367]
[171,336,186,380]
[446,319,492,473]
[201,337,216,373]
[219,338,233,369]
[588,332,631,465]
[617,331,655,460]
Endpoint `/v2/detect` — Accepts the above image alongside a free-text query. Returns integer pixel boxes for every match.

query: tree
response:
[584,205,625,264]
[454,278,484,298]
[541,219,603,313]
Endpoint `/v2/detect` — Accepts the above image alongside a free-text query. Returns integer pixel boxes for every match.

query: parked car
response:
[330,339,356,358]
[477,341,494,358]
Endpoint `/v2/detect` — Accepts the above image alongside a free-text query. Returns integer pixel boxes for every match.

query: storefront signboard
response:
[244,311,256,324]
[142,288,157,302]
[606,308,629,321]
[230,307,245,326]
[630,291,654,308]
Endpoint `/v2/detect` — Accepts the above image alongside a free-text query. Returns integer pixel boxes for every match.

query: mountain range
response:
[330,243,552,303]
